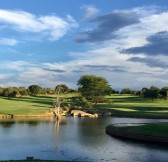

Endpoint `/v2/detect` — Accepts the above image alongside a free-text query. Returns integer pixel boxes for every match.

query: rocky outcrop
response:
[71,110,98,118]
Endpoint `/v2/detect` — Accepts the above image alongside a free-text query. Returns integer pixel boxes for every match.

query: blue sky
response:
[0,0,168,90]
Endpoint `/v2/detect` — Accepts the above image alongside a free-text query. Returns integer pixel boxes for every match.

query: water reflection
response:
[0,118,52,127]
[0,117,167,161]
[77,118,109,147]
[54,118,60,133]
[0,121,15,128]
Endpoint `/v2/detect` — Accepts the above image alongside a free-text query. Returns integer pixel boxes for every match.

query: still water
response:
[0,117,168,162]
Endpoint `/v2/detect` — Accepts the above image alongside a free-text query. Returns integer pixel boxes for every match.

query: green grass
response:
[94,94,168,118]
[0,93,79,115]
[0,94,168,118]
[0,96,52,115]
[107,122,168,138]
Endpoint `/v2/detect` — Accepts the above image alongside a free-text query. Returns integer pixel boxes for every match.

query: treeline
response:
[120,86,168,100]
[0,84,168,101]
[0,84,76,98]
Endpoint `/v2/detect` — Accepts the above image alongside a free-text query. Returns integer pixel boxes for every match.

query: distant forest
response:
[0,75,168,101]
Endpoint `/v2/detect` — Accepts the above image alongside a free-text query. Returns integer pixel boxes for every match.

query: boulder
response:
[71,110,96,117]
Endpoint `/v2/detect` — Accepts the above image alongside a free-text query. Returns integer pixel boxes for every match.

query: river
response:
[0,117,168,162]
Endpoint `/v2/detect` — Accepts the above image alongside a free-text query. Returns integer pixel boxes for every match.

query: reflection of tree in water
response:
[16,119,43,126]
[52,117,70,153]
[26,120,41,126]
[0,119,51,128]
[54,118,60,135]
[77,118,110,147]
[18,119,51,126]
[0,121,15,128]
[53,117,67,136]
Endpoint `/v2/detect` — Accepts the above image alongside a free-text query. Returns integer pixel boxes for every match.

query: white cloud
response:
[0,61,35,71]
[115,9,168,50]
[1,7,168,89]
[0,9,78,41]
[81,5,99,21]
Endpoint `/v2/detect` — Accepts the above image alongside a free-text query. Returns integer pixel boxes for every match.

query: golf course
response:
[0,94,168,118]
[0,93,168,145]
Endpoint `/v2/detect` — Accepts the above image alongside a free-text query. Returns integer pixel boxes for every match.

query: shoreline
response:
[0,112,168,119]
[0,113,54,119]
[106,123,168,144]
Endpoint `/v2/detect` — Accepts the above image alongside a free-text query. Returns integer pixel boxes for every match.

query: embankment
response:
[106,123,168,143]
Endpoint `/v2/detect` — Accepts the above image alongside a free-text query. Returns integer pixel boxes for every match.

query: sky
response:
[0,0,168,90]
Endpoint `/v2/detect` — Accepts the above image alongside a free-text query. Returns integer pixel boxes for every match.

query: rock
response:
[93,113,98,118]
[71,110,95,117]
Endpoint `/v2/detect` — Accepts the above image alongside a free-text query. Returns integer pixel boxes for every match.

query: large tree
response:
[77,75,112,104]
[55,84,69,94]
[28,85,42,96]
[160,87,168,100]
[142,86,160,101]
[120,88,134,94]
[3,87,17,98]
[18,87,27,96]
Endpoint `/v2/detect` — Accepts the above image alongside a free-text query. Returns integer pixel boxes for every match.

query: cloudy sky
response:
[0,0,168,90]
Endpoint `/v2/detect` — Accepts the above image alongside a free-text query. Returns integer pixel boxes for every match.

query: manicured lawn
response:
[0,93,79,115]
[0,94,168,118]
[107,122,168,138]
[94,94,168,118]
[0,96,53,115]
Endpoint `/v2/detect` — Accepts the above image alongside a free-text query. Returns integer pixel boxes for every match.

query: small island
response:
[106,122,168,143]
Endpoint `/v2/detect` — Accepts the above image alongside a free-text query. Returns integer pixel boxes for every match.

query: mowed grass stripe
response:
[0,94,168,117]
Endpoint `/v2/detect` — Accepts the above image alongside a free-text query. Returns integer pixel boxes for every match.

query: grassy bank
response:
[0,94,168,118]
[106,122,168,143]
[107,122,168,138]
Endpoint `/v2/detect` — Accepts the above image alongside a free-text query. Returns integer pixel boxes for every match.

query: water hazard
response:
[0,117,168,161]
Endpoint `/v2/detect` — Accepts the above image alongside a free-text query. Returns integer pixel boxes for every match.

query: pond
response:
[0,117,168,162]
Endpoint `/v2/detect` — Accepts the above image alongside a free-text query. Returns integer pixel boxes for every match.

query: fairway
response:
[0,94,168,118]
[94,94,168,118]
[0,93,79,116]
[0,96,53,115]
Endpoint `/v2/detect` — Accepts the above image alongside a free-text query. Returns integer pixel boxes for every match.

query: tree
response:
[52,84,69,119]
[28,85,42,96]
[77,75,112,105]
[120,88,133,94]
[18,87,27,96]
[160,87,168,100]
[0,87,4,96]
[142,86,160,101]
[55,84,69,94]
[45,88,54,95]
[3,87,17,98]
[149,86,160,101]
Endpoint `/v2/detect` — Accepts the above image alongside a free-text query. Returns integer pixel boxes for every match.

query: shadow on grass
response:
[2,96,53,106]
